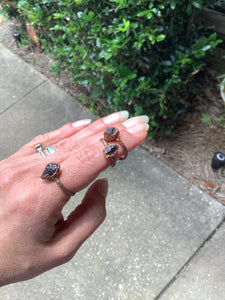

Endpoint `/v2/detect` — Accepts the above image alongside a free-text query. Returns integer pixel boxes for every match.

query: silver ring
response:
[35,144,56,157]
[35,144,46,157]
[45,146,56,155]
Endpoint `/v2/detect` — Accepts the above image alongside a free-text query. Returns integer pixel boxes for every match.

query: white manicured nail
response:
[72,119,92,127]
[120,110,129,121]
[126,123,149,135]
[140,115,149,123]
[103,111,129,125]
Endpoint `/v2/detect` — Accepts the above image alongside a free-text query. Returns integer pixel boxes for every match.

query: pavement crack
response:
[0,80,47,116]
[154,216,225,300]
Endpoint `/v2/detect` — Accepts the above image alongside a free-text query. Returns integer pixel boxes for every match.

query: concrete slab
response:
[0,44,46,114]
[0,79,92,159]
[0,43,225,299]
[158,221,225,300]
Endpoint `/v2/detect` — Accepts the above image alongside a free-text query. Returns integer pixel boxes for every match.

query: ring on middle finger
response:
[100,138,119,167]
[103,127,128,160]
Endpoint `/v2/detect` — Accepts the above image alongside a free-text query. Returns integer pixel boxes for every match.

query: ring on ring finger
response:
[34,144,56,157]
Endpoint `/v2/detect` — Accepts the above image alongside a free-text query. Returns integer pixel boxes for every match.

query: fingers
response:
[15,111,129,158]
[37,116,148,206]
[72,110,129,140]
[49,111,130,153]
[30,119,92,148]
[48,179,108,261]
[6,114,148,216]
[46,115,149,158]
[12,119,92,158]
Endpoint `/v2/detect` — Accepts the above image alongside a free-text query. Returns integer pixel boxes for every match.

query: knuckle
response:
[78,147,94,164]
[76,144,101,165]
[56,138,70,149]
[0,165,21,187]
[6,183,36,217]
[31,132,50,145]
[53,243,76,265]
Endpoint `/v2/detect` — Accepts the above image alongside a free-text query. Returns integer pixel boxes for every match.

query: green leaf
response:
[95,62,103,68]
[137,10,149,17]
[53,13,64,19]
[88,11,95,20]
[156,34,166,42]
[186,3,192,16]
[117,18,130,32]
[170,1,176,9]
[202,45,211,51]
[192,1,203,9]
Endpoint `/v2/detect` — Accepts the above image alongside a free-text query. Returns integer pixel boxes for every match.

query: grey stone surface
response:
[158,221,225,300]
[0,79,92,158]
[0,43,225,300]
[0,44,46,114]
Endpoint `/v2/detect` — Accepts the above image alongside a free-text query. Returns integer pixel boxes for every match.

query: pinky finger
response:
[13,119,92,158]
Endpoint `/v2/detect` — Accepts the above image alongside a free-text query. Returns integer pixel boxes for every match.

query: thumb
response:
[51,178,108,261]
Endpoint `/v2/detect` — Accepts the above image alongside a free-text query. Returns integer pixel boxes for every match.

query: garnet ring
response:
[100,127,128,167]
[41,162,75,197]
[104,127,128,160]
[100,138,119,167]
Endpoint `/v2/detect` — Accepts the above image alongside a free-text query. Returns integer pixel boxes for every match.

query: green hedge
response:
[1,0,222,137]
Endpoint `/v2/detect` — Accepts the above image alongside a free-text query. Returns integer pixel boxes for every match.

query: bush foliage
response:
[1,0,222,136]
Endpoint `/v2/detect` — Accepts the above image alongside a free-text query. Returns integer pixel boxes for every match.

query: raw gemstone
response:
[104,127,119,141]
[105,144,119,157]
[41,162,60,179]
[106,127,117,134]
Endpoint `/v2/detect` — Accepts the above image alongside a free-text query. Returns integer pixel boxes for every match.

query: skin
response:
[0,112,148,286]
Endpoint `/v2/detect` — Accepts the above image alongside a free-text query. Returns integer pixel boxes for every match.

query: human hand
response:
[0,111,149,286]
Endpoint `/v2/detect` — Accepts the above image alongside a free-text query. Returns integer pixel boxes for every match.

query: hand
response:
[0,111,148,286]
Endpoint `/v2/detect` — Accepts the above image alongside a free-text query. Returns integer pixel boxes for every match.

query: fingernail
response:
[103,111,129,125]
[72,119,92,128]
[120,110,129,121]
[126,123,149,135]
[122,115,149,128]
[140,115,149,123]
[97,178,108,199]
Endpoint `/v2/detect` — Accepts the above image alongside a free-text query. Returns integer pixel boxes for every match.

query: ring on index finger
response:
[41,162,75,197]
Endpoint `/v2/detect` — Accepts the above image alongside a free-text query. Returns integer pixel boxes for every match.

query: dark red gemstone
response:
[104,127,119,141]
[41,162,60,179]
[105,144,119,157]
[106,127,117,134]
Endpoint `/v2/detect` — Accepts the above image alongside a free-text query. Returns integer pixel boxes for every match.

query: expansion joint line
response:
[154,216,225,300]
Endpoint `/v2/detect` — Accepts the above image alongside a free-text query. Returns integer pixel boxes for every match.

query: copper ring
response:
[41,162,75,197]
[100,138,119,167]
[103,127,128,160]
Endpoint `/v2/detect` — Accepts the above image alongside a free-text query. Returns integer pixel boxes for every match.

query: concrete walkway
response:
[1,43,225,300]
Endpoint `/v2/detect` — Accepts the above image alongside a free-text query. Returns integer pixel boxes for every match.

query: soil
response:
[1,16,225,204]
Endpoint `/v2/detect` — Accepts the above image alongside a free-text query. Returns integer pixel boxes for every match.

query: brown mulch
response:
[1,15,225,204]
[142,76,225,204]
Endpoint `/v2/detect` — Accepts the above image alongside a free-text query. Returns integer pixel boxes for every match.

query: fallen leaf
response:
[203,182,216,189]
